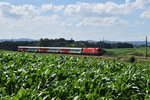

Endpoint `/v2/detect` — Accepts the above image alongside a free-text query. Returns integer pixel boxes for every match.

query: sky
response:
[0,0,150,41]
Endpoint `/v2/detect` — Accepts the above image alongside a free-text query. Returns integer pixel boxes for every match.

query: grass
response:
[104,47,150,57]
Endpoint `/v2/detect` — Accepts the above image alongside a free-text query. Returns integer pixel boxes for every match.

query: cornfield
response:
[0,51,149,100]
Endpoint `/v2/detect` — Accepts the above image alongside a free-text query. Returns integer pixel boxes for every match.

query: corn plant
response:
[0,51,149,100]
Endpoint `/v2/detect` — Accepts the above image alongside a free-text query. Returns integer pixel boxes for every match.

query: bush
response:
[103,50,116,56]
[147,54,150,57]
[128,56,136,63]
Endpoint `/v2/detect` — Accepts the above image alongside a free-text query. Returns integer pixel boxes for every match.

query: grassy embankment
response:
[103,47,150,62]
[104,47,150,57]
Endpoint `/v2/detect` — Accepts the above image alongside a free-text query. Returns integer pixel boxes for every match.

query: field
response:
[0,50,150,99]
[105,47,150,57]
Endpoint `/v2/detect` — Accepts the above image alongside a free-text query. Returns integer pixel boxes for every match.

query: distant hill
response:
[84,40,150,46]
[104,40,150,46]
[0,38,36,42]
[84,40,98,43]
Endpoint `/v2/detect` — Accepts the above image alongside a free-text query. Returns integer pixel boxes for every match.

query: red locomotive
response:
[82,48,102,55]
[18,46,103,55]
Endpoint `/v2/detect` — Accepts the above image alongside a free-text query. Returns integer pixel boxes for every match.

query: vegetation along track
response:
[0,51,150,99]
[23,51,150,62]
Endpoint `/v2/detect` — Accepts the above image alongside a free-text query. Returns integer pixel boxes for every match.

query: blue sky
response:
[0,0,149,41]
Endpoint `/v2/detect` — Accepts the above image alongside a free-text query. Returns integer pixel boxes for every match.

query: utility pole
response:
[12,37,13,42]
[146,36,148,59]
[99,39,102,48]
[102,37,104,48]
[12,37,14,51]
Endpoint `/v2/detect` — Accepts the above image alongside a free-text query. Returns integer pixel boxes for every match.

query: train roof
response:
[18,46,82,49]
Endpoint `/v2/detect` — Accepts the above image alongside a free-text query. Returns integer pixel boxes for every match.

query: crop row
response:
[0,51,150,100]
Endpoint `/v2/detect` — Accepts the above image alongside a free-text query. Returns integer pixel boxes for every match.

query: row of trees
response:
[0,41,37,51]
[0,38,134,51]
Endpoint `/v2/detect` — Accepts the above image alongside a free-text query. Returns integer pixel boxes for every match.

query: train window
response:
[98,49,102,51]
[73,49,79,51]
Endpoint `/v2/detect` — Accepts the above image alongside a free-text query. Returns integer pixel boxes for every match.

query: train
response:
[17,46,103,55]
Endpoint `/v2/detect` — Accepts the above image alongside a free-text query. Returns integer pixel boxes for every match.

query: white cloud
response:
[41,4,53,11]
[64,2,130,27]
[64,2,132,17]
[53,5,64,12]
[133,0,150,19]
[0,2,38,18]
[125,0,130,5]
[0,2,64,19]
[64,1,150,20]
[41,4,64,12]
[0,2,19,18]
[12,4,38,18]
[140,9,150,19]
[133,0,150,9]
[33,14,59,21]
[59,22,72,26]
[0,14,63,39]
[76,17,128,27]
